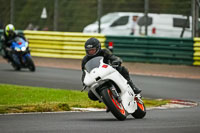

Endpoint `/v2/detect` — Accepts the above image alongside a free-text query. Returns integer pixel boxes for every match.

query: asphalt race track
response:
[0,63,200,133]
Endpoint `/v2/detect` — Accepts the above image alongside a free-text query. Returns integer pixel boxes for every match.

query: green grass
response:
[0,84,169,114]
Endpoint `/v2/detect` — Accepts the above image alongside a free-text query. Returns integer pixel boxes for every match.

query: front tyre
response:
[132,101,146,119]
[11,62,21,71]
[101,88,127,121]
[11,54,21,71]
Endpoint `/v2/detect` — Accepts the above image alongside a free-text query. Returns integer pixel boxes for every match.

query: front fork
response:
[110,86,122,103]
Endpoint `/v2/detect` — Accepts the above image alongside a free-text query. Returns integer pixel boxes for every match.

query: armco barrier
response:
[194,38,200,66]
[24,30,106,59]
[105,36,194,65]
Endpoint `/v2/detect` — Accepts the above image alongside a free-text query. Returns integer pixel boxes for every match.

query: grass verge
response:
[0,84,169,114]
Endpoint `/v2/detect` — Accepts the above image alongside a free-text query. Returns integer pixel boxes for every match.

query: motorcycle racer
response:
[1,24,26,61]
[81,37,141,100]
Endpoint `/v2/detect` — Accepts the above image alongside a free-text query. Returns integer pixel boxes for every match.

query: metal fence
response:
[0,0,195,33]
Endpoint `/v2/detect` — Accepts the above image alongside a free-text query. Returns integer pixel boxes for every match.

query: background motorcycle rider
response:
[1,24,27,62]
[81,37,141,101]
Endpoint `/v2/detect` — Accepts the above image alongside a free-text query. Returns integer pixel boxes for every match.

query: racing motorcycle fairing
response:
[83,56,137,113]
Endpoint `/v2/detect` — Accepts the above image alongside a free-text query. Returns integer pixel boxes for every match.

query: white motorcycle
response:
[82,56,146,120]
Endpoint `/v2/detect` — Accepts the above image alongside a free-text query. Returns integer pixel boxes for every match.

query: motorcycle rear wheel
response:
[25,56,35,72]
[131,101,146,119]
[101,88,127,121]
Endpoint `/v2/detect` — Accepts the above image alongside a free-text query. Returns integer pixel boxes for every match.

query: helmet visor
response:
[86,48,97,55]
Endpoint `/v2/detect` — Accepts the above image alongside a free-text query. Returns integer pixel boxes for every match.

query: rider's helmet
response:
[85,37,101,57]
[5,24,15,37]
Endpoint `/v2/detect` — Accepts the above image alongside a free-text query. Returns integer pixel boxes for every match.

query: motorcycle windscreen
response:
[11,37,26,48]
[85,56,104,73]
[14,37,25,44]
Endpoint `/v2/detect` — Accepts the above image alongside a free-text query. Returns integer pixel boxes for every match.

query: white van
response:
[83,12,193,38]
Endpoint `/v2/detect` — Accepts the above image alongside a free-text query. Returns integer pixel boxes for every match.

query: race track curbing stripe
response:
[0,99,198,115]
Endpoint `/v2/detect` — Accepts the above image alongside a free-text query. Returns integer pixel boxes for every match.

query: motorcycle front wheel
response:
[11,62,21,71]
[101,88,127,121]
[11,54,21,71]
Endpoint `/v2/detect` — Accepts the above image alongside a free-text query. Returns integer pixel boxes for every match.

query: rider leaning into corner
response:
[81,37,142,101]
[0,24,27,62]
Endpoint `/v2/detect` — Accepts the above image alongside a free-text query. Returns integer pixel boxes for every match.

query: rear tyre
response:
[132,101,146,119]
[25,56,35,72]
[101,88,127,121]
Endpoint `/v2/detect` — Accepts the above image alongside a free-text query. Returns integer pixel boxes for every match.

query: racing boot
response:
[128,80,141,94]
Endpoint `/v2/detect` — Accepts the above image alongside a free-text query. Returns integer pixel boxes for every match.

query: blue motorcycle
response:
[8,36,35,72]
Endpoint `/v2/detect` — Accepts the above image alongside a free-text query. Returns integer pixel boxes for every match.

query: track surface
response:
[0,64,200,133]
